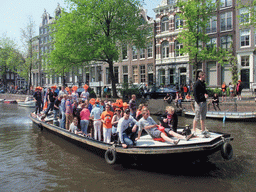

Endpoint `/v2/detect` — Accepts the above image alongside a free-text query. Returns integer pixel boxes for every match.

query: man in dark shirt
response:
[43,86,58,117]
[33,87,42,114]
[193,71,208,135]
[53,95,62,120]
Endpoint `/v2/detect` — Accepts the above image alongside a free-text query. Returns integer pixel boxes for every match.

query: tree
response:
[20,16,37,92]
[176,0,230,81]
[0,34,21,89]
[48,0,151,97]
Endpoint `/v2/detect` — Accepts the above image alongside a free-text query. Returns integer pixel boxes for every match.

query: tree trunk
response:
[108,59,117,98]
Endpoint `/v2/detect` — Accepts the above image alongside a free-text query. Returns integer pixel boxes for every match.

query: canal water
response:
[0,103,255,192]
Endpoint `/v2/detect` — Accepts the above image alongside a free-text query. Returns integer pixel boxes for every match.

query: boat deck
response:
[136,129,222,147]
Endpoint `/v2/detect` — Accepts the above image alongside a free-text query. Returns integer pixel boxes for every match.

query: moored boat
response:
[30,113,234,165]
[18,97,36,108]
[4,100,17,104]
[184,110,256,120]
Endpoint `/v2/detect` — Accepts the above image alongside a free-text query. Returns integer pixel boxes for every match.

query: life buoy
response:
[221,142,233,160]
[105,148,117,164]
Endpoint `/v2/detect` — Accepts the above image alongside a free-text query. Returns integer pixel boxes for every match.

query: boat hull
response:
[29,113,233,164]
[18,101,35,107]
[4,100,17,104]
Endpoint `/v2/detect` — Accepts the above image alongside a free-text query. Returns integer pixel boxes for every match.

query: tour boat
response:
[184,110,256,120]
[30,113,234,165]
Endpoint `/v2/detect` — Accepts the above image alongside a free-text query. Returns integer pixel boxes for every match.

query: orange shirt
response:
[101,111,114,129]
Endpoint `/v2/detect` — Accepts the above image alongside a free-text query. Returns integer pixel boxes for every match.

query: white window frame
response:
[140,48,145,59]
[132,46,137,60]
[220,12,232,31]
[162,41,169,58]
[221,35,232,50]
[147,42,153,58]
[161,16,169,32]
[132,66,138,83]
[220,0,232,8]
[240,29,250,47]
[175,15,183,30]
[239,8,249,24]
[241,56,250,67]
[206,16,217,34]
[175,41,183,57]
[140,65,146,83]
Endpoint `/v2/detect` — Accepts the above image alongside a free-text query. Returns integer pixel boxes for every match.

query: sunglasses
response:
[115,110,121,112]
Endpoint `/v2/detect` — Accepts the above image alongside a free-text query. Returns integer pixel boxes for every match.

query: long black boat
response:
[30,113,234,165]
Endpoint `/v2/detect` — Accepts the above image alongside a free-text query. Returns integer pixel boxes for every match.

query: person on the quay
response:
[65,95,73,130]
[117,108,138,148]
[90,100,103,141]
[221,82,227,102]
[33,87,42,115]
[229,82,234,100]
[129,94,137,118]
[164,93,172,104]
[80,84,89,101]
[80,103,90,135]
[101,104,114,143]
[236,80,243,100]
[212,93,221,111]
[192,71,208,135]
[60,94,67,129]
[137,109,186,145]
[157,106,178,133]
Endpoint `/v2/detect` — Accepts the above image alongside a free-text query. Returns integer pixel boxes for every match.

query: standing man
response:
[65,95,73,130]
[101,104,114,143]
[33,87,42,115]
[60,94,67,129]
[192,71,208,135]
[42,86,58,118]
[129,94,137,118]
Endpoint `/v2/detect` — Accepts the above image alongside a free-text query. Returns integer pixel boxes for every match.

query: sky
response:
[0,0,160,51]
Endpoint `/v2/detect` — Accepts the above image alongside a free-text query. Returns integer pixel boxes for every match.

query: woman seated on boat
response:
[69,117,83,135]
[157,106,178,133]
[137,109,192,145]
[117,108,138,148]
[111,107,122,143]
[212,93,221,111]
[136,104,144,120]
[164,93,172,104]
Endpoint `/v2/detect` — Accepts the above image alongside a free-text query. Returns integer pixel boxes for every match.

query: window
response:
[175,41,183,57]
[114,67,119,83]
[147,42,153,58]
[161,16,169,32]
[220,12,232,31]
[221,35,232,49]
[240,8,249,23]
[122,45,127,60]
[175,15,183,30]
[123,66,128,84]
[159,69,165,85]
[206,38,217,50]
[220,0,232,8]
[241,56,250,66]
[140,48,145,59]
[140,65,146,83]
[255,31,256,45]
[169,69,174,85]
[148,64,154,85]
[162,41,169,58]
[132,66,139,83]
[240,29,250,47]
[132,46,137,60]
[206,16,217,33]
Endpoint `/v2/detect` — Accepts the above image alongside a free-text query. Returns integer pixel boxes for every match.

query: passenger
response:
[90,100,102,141]
[192,71,208,135]
[117,108,138,148]
[42,86,58,118]
[80,103,90,135]
[212,93,221,111]
[71,86,79,103]
[164,93,172,104]
[136,104,144,119]
[60,94,67,129]
[221,82,227,102]
[58,86,67,97]
[80,84,89,101]
[53,95,62,120]
[157,106,178,133]
[100,100,105,112]
[185,94,192,101]
[69,117,83,135]
[129,94,137,118]
[101,104,114,143]
[183,84,188,98]
[137,110,187,145]
[65,95,73,130]
[175,93,183,109]
[33,87,42,115]
[111,107,122,142]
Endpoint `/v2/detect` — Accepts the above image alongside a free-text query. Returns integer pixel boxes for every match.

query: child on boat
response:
[69,117,83,135]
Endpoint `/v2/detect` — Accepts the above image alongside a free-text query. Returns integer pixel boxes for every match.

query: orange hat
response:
[83,84,89,90]
[72,86,78,91]
[35,87,40,91]
[96,98,100,103]
[51,85,57,89]
[89,98,95,105]
[123,102,129,109]
[238,80,241,82]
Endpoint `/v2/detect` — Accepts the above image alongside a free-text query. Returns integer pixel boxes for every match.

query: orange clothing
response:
[183,86,188,93]
[101,111,114,129]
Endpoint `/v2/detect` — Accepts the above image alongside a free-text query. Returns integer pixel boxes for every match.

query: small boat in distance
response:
[18,96,35,108]
[4,100,17,104]
[184,110,256,120]
[30,113,234,165]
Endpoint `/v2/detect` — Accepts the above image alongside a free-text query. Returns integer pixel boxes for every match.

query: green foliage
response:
[49,0,151,97]
[206,88,222,97]
[237,0,256,29]
[119,83,142,99]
